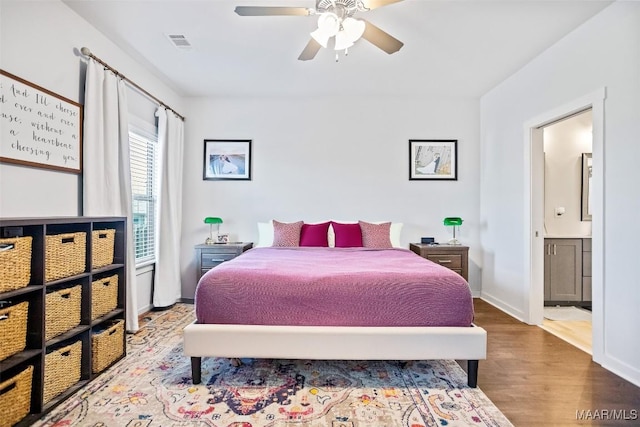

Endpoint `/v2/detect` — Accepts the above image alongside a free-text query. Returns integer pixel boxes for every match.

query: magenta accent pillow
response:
[331,222,363,248]
[300,222,330,247]
[272,220,303,247]
[359,221,393,248]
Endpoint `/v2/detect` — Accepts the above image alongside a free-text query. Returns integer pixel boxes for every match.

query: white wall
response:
[180,95,481,299]
[0,0,184,314]
[480,1,640,386]
[0,0,183,218]
[543,110,592,237]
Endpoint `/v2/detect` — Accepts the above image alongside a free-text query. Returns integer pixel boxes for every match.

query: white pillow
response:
[256,221,274,247]
[389,222,403,248]
[328,221,403,248]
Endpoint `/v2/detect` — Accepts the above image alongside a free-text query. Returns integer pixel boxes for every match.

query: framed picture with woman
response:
[409,139,457,181]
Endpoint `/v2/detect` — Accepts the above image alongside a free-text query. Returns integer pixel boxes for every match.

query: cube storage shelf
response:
[0,217,127,427]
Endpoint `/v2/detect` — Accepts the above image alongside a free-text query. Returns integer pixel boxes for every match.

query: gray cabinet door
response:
[544,239,582,302]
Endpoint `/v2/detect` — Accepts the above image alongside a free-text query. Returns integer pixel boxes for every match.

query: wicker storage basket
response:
[92,229,116,269]
[92,319,124,373]
[91,274,118,320]
[43,340,82,404]
[45,285,82,341]
[0,301,29,362]
[0,236,32,292]
[45,232,86,282]
[0,365,33,427]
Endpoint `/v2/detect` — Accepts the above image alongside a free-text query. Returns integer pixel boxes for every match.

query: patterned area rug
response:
[34,304,512,427]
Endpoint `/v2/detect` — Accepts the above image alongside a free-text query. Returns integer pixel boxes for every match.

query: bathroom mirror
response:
[581,153,592,221]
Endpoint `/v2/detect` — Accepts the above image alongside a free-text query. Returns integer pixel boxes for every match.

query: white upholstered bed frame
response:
[184,323,487,387]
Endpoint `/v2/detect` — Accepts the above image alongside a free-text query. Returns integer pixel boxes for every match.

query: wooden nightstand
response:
[195,242,253,280]
[409,243,469,281]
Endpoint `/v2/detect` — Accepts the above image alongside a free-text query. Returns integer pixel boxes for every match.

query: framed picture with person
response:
[409,139,457,181]
[203,139,252,181]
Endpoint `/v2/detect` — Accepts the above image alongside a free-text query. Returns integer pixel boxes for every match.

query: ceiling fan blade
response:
[298,38,322,61]
[234,6,313,16]
[360,0,404,10]
[361,19,403,54]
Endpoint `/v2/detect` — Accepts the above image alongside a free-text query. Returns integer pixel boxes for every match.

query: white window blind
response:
[129,128,158,265]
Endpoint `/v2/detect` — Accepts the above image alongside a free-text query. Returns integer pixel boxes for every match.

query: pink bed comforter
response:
[194,247,474,327]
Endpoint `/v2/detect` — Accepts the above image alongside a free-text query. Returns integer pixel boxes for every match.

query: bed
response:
[184,246,487,387]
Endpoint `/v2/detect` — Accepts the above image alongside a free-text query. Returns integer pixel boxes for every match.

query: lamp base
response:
[205,237,215,245]
[448,238,461,245]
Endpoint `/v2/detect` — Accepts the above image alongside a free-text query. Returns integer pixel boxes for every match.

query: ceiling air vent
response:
[166,34,192,49]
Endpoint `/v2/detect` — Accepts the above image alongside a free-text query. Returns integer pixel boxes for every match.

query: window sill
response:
[136,260,155,274]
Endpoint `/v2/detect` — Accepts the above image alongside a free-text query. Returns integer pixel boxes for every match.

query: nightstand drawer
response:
[410,243,469,281]
[426,254,462,269]
[201,252,237,268]
[194,243,253,286]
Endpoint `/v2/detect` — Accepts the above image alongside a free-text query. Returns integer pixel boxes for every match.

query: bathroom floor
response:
[540,306,592,354]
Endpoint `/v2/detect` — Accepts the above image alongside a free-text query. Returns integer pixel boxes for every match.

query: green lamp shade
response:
[204,217,223,224]
[443,217,463,226]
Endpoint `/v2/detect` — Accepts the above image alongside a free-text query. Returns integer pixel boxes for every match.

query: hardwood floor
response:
[470,299,640,426]
[540,318,592,354]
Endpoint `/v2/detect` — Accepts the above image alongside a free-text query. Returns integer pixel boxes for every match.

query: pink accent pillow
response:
[331,222,363,248]
[272,220,303,247]
[359,221,393,248]
[300,222,330,247]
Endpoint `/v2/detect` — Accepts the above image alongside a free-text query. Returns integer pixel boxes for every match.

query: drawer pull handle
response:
[210,258,225,262]
[438,260,452,264]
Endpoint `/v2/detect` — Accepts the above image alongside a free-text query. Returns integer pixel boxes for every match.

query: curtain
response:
[83,60,139,332]
[152,107,184,307]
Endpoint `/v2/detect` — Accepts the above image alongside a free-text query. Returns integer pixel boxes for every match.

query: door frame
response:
[522,88,606,363]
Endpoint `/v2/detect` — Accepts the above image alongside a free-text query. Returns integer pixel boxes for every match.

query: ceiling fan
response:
[235,0,404,61]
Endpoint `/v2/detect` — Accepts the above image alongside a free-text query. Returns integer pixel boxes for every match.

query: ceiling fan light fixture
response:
[318,12,340,34]
[341,17,365,41]
[334,30,354,51]
[310,28,330,48]
[310,12,340,48]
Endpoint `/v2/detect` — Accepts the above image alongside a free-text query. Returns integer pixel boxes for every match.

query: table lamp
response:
[443,217,463,245]
[204,217,223,245]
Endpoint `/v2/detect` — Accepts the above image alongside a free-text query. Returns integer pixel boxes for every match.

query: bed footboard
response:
[184,323,486,388]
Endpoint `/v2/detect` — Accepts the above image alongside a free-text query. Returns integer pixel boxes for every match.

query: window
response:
[129,127,158,265]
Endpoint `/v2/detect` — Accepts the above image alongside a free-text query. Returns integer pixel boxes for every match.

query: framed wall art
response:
[203,139,251,180]
[0,69,83,173]
[409,139,457,181]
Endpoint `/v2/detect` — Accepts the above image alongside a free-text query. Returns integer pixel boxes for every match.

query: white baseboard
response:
[601,354,640,388]
[479,292,526,322]
[138,304,153,316]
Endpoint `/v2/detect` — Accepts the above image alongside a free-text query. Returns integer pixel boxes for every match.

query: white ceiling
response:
[63,0,612,98]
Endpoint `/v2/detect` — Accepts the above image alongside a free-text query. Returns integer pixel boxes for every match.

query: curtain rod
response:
[80,47,185,121]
